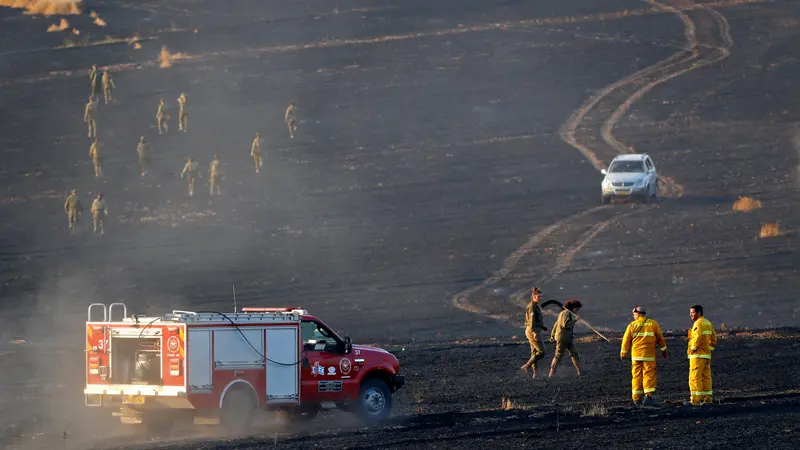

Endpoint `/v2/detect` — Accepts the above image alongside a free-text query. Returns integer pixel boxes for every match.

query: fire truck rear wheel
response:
[356,378,392,423]
[221,388,256,433]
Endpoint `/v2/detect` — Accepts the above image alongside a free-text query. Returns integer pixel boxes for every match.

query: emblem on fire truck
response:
[167,336,180,353]
[311,361,325,376]
[339,358,352,375]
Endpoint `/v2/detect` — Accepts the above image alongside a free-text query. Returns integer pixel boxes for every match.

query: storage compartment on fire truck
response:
[111,337,162,385]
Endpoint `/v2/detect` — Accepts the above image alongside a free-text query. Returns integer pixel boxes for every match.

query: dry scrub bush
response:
[0,0,82,16]
[581,402,608,417]
[500,396,514,410]
[732,196,761,212]
[759,223,780,238]
[46,17,68,32]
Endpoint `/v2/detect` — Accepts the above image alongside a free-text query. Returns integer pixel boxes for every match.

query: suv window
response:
[645,159,653,170]
[608,160,645,173]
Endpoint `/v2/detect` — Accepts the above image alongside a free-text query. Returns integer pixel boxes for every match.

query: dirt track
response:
[1,0,799,449]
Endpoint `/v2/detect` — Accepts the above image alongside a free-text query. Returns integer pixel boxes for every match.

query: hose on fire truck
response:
[198,311,302,366]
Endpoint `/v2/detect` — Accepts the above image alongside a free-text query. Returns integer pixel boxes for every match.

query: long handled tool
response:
[541,299,612,343]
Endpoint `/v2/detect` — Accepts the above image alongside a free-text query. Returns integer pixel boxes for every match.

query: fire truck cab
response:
[84,303,404,435]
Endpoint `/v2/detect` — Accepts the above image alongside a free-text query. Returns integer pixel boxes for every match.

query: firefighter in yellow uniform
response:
[521,287,548,378]
[177,93,188,132]
[209,154,222,195]
[251,132,263,173]
[181,157,201,196]
[620,306,667,406]
[686,304,717,406]
[91,192,108,235]
[89,137,103,178]
[549,300,582,377]
[64,189,83,232]
[84,95,98,139]
[101,69,115,104]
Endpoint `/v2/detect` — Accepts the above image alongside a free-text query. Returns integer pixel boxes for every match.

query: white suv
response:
[600,154,658,204]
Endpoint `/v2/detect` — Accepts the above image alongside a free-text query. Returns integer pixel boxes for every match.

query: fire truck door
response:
[301,321,347,403]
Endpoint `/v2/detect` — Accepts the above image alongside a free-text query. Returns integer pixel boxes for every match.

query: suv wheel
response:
[356,379,392,424]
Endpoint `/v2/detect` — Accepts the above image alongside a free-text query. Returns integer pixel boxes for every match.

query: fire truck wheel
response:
[221,388,256,433]
[356,378,392,423]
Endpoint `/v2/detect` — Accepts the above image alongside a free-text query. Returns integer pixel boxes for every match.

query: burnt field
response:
[1,0,799,449]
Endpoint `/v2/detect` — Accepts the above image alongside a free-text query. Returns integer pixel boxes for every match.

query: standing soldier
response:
[156,98,169,135]
[285,102,297,139]
[251,132,263,173]
[177,93,188,132]
[620,306,667,406]
[136,136,152,177]
[84,95,98,139]
[88,65,101,97]
[549,299,582,377]
[64,189,84,233]
[180,157,201,196]
[520,286,549,378]
[91,192,108,235]
[101,69,116,104]
[89,137,103,178]
[209,154,222,195]
[685,305,717,406]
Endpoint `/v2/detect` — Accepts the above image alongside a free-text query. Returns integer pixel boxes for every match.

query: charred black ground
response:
[0,0,798,449]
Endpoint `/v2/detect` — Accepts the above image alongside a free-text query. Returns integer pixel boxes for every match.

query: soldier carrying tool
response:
[89,65,101,97]
[181,157,201,196]
[549,299,583,377]
[64,189,84,233]
[251,132,263,173]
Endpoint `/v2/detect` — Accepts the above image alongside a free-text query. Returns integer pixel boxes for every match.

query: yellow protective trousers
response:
[631,360,657,401]
[689,357,713,405]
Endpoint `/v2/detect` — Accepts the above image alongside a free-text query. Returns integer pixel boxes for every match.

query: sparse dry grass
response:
[581,402,608,417]
[759,223,780,238]
[46,17,68,32]
[733,196,762,212]
[0,0,81,16]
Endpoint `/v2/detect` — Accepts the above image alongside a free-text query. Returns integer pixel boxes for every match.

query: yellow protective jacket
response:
[687,317,717,359]
[621,317,666,361]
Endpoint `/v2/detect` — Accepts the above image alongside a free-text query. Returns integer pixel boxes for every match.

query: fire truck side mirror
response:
[344,336,352,354]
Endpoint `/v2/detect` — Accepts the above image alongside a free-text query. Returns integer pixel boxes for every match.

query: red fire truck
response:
[84,303,405,435]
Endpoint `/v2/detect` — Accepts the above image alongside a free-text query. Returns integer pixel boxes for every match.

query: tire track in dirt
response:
[454,0,736,320]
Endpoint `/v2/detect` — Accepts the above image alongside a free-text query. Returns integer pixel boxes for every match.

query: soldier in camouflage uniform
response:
[520,286,549,378]
[285,102,297,139]
[91,192,108,235]
[88,65,101,97]
[549,299,583,377]
[101,69,116,104]
[64,189,84,232]
[177,93,188,132]
[156,98,169,135]
[180,157,201,196]
[209,154,222,195]
[137,136,152,177]
[89,137,103,178]
[251,132,263,173]
[84,95,98,139]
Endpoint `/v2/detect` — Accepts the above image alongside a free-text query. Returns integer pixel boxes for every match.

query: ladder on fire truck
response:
[88,302,128,322]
